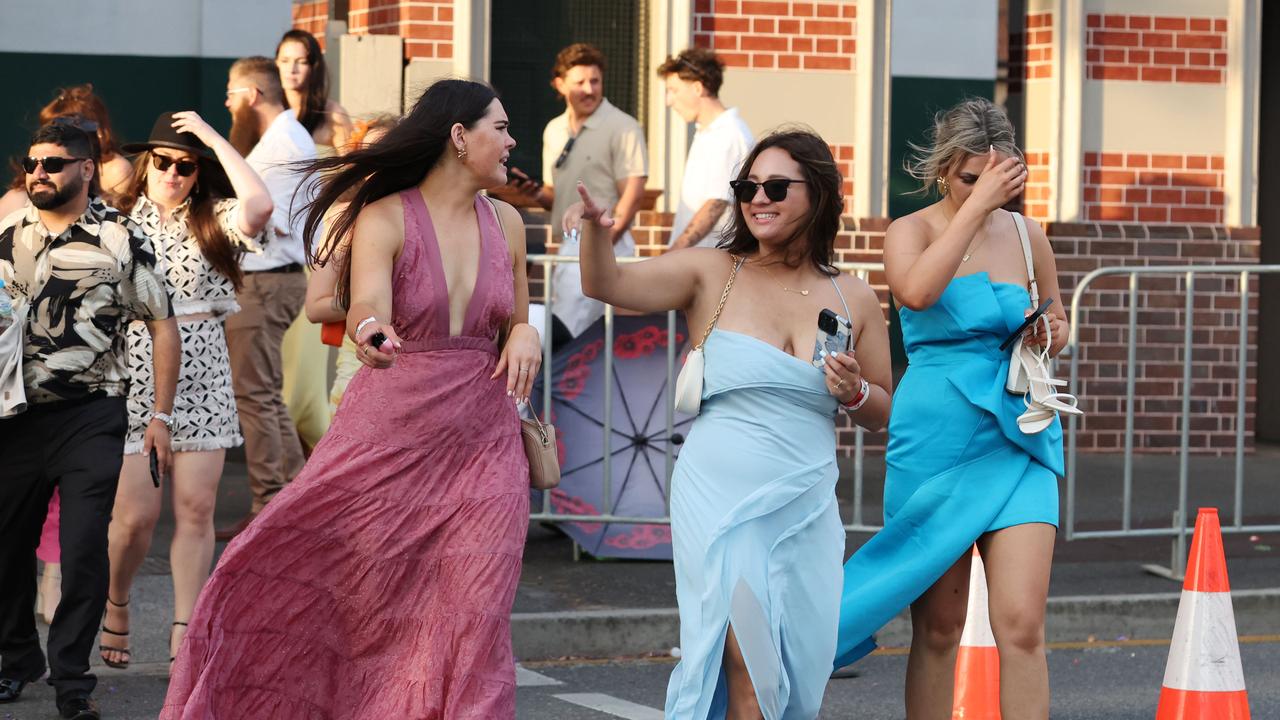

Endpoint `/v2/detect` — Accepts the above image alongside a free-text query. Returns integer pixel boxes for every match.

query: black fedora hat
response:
[122,112,212,157]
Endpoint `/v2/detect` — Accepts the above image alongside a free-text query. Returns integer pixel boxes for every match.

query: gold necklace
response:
[961,214,994,263]
[758,262,810,296]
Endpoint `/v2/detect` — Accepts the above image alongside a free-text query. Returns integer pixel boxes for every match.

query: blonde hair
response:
[904,97,1023,195]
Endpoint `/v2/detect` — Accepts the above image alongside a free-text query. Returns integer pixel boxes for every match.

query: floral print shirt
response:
[0,198,173,404]
[129,195,264,319]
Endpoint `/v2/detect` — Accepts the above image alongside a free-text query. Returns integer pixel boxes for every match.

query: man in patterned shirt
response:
[0,122,178,720]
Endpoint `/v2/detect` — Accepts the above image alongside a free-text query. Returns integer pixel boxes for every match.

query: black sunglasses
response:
[554,136,577,170]
[729,178,807,203]
[22,156,87,174]
[151,154,198,177]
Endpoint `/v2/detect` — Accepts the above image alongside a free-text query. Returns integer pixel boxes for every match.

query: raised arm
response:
[566,182,703,314]
[885,151,1025,311]
[170,111,273,237]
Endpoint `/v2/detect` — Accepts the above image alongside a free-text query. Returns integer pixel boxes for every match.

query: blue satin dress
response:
[835,272,1064,668]
[666,328,846,720]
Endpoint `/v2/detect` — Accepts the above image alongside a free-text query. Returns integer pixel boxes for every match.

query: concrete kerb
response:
[512,588,1280,661]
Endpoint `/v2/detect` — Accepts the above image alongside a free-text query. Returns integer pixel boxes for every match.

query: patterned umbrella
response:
[530,313,694,559]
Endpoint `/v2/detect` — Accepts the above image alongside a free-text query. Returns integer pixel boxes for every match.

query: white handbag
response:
[674,257,743,415]
[0,298,28,418]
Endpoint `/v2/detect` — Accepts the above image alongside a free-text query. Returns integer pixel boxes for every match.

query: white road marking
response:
[515,664,564,687]
[553,693,664,719]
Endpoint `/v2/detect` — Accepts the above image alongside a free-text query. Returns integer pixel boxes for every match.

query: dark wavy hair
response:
[721,128,844,275]
[276,30,329,135]
[300,79,499,308]
[115,151,245,290]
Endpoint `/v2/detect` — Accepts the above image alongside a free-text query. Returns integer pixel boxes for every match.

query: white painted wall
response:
[1082,80,1227,154]
[0,0,292,58]
[1084,0,1228,16]
[891,0,998,79]
[718,69,857,145]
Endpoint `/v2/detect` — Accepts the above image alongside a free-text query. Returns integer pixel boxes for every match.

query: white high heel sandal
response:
[1012,317,1081,434]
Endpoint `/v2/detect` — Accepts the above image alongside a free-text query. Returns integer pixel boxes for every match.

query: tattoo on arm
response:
[671,199,729,250]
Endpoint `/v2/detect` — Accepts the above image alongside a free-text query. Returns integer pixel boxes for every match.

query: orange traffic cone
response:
[953,546,1000,719]
[1156,507,1251,719]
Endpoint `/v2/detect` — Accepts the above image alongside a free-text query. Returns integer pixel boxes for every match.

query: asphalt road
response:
[5,639,1275,719]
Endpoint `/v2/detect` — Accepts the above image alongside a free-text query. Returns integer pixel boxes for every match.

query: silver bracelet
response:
[151,411,174,430]
[354,316,378,340]
[842,378,872,412]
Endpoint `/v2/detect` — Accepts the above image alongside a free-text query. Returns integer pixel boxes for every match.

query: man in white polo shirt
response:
[658,48,754,251]
[218,56,317,539]
[510,43,648,341]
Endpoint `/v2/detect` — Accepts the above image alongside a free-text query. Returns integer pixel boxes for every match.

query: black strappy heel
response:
[98,597,131,669]
[170,621,189,664]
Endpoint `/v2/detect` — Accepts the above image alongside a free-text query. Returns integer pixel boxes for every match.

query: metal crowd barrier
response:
[524,254,886,532]
[1064,264,1280,580]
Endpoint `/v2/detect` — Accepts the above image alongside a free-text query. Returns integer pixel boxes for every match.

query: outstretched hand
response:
[561,182,616,235]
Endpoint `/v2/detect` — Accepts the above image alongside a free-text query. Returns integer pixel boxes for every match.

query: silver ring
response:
[519,366,530,374]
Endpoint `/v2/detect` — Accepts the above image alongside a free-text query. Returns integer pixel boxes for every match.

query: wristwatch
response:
[151,411,175,430]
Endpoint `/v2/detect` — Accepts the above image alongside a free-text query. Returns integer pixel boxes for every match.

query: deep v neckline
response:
[405,190,490,338]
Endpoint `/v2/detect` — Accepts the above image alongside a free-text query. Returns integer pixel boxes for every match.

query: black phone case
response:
[1000,298,1054,351]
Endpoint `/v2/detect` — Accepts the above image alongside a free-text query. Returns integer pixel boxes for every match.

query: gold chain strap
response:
[695,256,744,350]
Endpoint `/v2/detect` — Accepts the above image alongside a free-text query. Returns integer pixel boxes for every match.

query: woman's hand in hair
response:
[967,148,1026,214]
[170,111,222,149]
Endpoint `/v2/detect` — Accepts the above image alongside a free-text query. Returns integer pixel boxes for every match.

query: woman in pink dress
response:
[161,78,541,719]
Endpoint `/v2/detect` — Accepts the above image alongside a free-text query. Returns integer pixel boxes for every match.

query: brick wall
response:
[1049,222,1258,452]
[348,0,453,60]
[692,0,857,71]
[1086,14,1227,84]
[1083,152,1225,224]
[1024,12,1054,80]
[291,1,328,45]
[521,208,1260,455]
[1024,150,1052,221]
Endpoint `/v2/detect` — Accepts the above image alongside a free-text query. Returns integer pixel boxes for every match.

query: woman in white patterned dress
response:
[96,111,272,669]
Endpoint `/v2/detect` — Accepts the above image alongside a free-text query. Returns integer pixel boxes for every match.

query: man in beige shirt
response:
[511,43,647,340]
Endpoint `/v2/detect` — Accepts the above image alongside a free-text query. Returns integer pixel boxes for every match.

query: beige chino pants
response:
[226,271,307,512]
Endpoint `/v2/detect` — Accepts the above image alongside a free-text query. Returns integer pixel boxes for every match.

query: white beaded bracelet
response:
[354,316,378,340]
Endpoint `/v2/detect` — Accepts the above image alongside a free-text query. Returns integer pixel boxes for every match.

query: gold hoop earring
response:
[936,176,950,196]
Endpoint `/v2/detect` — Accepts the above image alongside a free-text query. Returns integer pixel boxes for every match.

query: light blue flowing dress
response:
[665,285,850,719]
[834,272,1064,668]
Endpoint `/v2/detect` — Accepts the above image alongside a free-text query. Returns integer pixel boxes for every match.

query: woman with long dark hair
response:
[96,111,271,671]
[568,128,893,719]
[275,29,353,152]
[162,79,540,719]
[836,98,1067,719]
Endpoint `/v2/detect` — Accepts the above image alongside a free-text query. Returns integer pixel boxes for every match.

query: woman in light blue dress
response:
[566,129,893,719]
[836,99,1068,719]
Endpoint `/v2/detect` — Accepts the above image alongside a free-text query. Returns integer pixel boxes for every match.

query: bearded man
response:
[0,122,178,720]
[216,56,317,540]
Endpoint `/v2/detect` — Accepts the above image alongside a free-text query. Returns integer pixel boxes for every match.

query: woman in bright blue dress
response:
[567,129,893,719]
[836,99,1069,719]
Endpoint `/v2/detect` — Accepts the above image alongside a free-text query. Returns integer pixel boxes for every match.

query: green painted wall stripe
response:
[0,53,236,179]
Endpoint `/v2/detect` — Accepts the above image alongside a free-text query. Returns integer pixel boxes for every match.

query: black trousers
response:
[0,397,125,702]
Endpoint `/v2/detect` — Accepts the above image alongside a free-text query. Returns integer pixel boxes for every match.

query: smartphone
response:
[507,167,542,190]
[812,308,853,368]
[999,297,1054,351]
[149,448,160,488]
